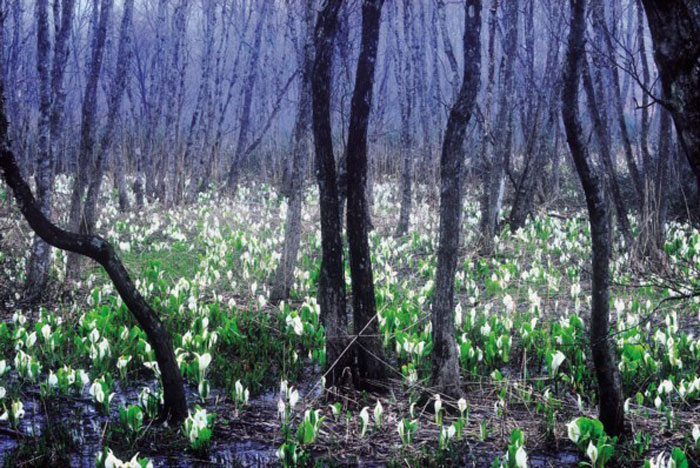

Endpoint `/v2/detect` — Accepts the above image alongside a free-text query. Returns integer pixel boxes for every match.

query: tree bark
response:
[270,0,314,304]
[25,0,52,300]
[0,85,187,423]
[479,0,517,252]
[66,0,112,279]
[346,0,389,390]
[83,0,134,236]
[640,0,700,194]
[311,0,353,389]
[431,0,481,398]
[561,0,625,437]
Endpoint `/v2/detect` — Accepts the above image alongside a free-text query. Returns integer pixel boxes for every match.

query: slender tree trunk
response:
[561,0,625,437]
[227,0,271,194]
[431,0,481,398]
[25,0,52,299]
[270,0,314,304]
[395,1,413,237]
[480,0,517,252]
[582,56,633,246]
[311,0,353,389]
[66,0,112,280]
[346,0,388,390]
[83,0,134,235]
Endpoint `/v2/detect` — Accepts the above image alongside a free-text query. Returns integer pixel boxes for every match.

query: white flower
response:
[48,371,58,387]
[286,314,304,336]
[549,350,566,375]
[277,399,286,419]
[289,389,300,409]
[0,387,5,399]
[195,352,211,380]
[692,424,699,445]
[434,394,442,416]
[0,360,7,376]
[586,442,598,463]
[515,446,528,468]
[658,379,674,395]
[457,398,467,414]
[566,420,580,443]
[373,401,383,426]
[103,449,121,468]
[359,407,370,437]
[41,324,51,341]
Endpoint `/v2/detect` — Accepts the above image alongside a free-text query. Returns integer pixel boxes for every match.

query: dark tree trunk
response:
[0,86,187,423]
[346,0,388,390]
[311,0,353,389]
[640,0,700,194]
[561,0,625,437]
[581,56,633,246]
[431,0,481,398]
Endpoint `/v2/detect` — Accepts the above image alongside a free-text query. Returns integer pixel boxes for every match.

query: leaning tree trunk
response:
[640,0,700,197]
[561,0,625,437]
[311,0,353,389]
[0,84,187,423]
[345,0,389,390]
[431,0,482,398]
[66,0,112,280]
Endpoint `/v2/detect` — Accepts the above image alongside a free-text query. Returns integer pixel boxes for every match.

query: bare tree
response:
[561,0,625,437]
[479,0,518,252]
[0,80,187,423]
[83,0,134,236]
[66,0,113,279]
[270,0,314,303]
[346,0,389,389]
[311,0,353,388]
[431,0,482,397]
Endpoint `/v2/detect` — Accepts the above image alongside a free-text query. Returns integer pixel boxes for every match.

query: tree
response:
[561,0,625,437]
[311,0,353,388]
[83,0,135,236]
[346,0,389,389]
[270,0,314,303]
[26,0,76,299]
[0,81,187,423]
[479,0,518,252]
[640,0,700,197]
[66,0,113,279]
[431,0,482,397]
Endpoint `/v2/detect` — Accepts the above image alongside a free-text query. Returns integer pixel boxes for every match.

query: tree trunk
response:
[561,0,625,437]
[346,0,388,390]
[431,0,482,398]
[311,0,353,389]
[0,87,187,423]
[581,56,633,246]
[66,0,112,279]
[270,0,314,304]
[479,0,517,252]
[394,1,413,237]
[83,0,134,235]
[226,0,271,194]
[25,0,52,300]
[640,0,700,194]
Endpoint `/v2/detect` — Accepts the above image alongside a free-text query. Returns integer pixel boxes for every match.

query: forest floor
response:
[0,177,698,467]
